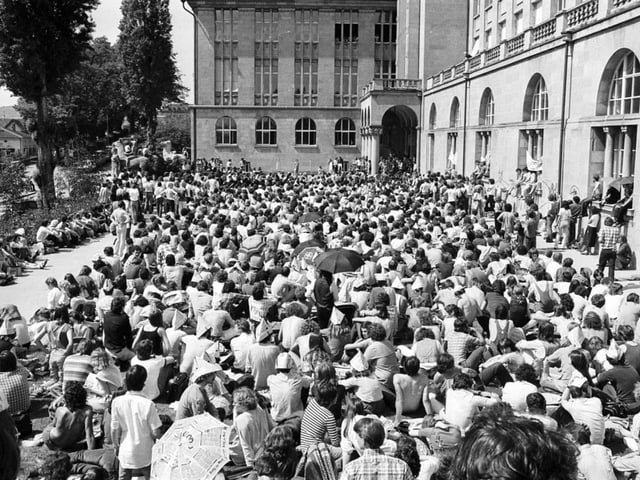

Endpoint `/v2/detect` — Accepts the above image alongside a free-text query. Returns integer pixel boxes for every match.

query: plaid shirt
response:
[0,368,31,414]
[599,224,620,251]
[343,449,413,480]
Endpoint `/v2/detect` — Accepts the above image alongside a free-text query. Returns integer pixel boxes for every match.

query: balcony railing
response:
[425,0,639,91]
[532,18,557,44]
[567,0,598,27]
[361,78,422,97]
[506,33,525,55]
[486,45,501,64]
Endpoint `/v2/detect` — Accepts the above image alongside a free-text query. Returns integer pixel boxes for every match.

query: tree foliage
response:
[0,158,33,216]
[15,37,128,152]
[119,0,184,142]
[0,0,99,208]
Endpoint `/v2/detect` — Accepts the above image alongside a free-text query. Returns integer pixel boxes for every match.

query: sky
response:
[0,0,195,106]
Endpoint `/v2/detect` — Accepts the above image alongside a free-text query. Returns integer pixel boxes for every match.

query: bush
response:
[0,158,34,215]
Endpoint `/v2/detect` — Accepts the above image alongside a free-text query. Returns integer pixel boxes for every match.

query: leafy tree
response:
[119,0,184,143]
[16,37,128,154]
[0,157,33,216]
[0,0,99,208]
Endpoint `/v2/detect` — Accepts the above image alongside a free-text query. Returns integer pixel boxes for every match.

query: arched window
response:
[479,88,495,126]
[215,116,237,145]
[295,118,316,146]
[335,118,356,146]
[428,103,437,130]
[255,117,277,145]
[450,97,460,128]
[608,51,640,115]
[530,77,548,121]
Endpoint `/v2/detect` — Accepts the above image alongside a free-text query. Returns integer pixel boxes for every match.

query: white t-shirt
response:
[110,391,162,469]
[501,381,538,412]
[131,356,167,400]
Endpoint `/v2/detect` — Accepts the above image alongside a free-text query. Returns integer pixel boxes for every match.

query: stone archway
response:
[381,105,418,161]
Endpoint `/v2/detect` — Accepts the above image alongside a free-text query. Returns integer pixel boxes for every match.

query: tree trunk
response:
[35,96,55,209]
[146,108,157,145]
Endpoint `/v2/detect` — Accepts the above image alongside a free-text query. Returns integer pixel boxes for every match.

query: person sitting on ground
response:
[442,405,578,480]
[43,381,95,451]
[176,360,222,420]
[228,387,274,468]
[392,356,432,425]
[342,417,413,480]
[442,372,499,431]
[130,339,176,401]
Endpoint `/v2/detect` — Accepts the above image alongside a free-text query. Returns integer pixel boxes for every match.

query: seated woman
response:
[132,310,171,357]
[340,353,385,416]
[44,381,95,451]
[228,387,274,468]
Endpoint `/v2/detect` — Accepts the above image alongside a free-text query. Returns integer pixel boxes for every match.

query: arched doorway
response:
[381,105,418,161]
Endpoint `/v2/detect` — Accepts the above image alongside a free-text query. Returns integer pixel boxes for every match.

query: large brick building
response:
[185,0,467,172]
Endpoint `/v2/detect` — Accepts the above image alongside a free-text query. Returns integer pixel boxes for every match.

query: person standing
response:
[598,216,620,281]
[111,366,163,480]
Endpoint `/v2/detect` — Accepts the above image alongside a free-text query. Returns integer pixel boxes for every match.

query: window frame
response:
[215,116,238,145]
[335,118,356,146]
[295,117,317,146]
[255,116,277,146]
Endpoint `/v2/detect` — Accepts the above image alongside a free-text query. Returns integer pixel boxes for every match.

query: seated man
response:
[392,356,433,425]
[0,350,31,435]
[44,381,95,451]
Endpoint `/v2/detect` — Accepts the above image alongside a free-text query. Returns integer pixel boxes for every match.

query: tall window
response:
[480,89,495,126]
[335,118,356,146]
[216,117,237,145]
[295,10,319,106]
[608,51,640,115]
[255,117,277,145]
[334,10,359,107]
[255,10,279,106]
[531,77,549,121]
[214,9,238,106]
[514,10,524,35]
[450,97,460,128]
[295,118,316,145]
[428,104,437,130]
[374,10,397,79]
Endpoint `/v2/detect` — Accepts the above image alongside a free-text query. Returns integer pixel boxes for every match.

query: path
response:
[0,234,114,316]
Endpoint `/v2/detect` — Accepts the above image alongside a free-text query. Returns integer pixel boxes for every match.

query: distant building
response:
[0,108,37,157]
[185,0,467,171]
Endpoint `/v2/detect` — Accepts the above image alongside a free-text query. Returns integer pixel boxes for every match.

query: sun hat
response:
[275,352,294,370]
[191,358,222,383]
[14,228,25,236]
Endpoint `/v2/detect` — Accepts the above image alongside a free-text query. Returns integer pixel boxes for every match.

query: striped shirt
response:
[300,398,340,448]
[62,354,94,384]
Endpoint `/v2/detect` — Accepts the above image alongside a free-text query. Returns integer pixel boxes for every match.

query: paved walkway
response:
[1,234,114,316]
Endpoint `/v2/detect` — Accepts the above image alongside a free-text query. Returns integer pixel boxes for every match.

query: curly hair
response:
[63,381,87,412]
[233,387,258,411]
[395,435,421,477]
[368,323,387,341]
[301,319,320,335]
[447,408,578,480]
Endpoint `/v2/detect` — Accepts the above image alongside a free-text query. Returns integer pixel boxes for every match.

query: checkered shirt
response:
[599,225,620,251]
[343,449,413,480]
[0,368,30,414]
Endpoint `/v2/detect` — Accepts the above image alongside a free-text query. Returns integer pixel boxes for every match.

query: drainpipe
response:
[558,32,573,198]
[462,0,471,176]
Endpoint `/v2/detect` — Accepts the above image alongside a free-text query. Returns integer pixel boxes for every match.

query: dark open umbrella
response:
[297,211,322,224]
[314,248,364,273]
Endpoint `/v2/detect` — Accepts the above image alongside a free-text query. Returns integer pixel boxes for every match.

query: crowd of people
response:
[1,162,639,480]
